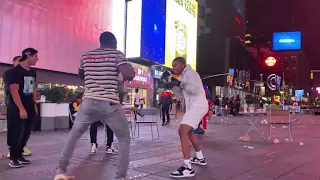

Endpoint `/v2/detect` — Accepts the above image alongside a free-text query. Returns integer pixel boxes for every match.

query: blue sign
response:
[273,31,301,51]
[152,69,164,79]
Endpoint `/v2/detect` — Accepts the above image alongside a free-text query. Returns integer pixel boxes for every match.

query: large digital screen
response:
[273,31,302,51]
[0,0,125,74]
[165,0,198,70]
[126,0,198,70]
[140,0,166,64]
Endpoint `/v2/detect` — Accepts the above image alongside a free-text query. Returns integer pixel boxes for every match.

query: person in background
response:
[214,96,220,116]
[4,56,33,158]
[235,95,241,115]
[160,87,172,126]
[133,88,143,120]
[7,48,39,168]
[89,121,118,155]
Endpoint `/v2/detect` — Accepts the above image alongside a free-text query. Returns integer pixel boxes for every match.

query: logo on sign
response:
[279,39,295,43]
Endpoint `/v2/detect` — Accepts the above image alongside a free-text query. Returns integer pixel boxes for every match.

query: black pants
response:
[90,121,113,147]
[7,105,34,160]
[134,104,142,119]
[162,105,170,124]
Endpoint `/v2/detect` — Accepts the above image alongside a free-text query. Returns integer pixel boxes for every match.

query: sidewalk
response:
[0,114,320,180]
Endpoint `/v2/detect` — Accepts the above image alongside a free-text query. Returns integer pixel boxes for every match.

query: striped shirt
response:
[79,48,128,104]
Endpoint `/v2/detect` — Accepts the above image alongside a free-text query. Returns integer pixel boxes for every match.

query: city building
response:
[197,0,251,98]
[275,51,310,95]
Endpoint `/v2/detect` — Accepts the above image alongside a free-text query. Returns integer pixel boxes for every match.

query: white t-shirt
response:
[134,93,140,105]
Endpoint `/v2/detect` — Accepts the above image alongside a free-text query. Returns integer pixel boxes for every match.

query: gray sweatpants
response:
[57,98,130,179]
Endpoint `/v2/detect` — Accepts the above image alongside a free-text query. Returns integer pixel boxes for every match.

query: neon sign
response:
[264,56,277,67]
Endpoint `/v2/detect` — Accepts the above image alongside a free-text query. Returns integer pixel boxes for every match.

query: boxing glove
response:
[169,76,181,87]
[160,70,172,83]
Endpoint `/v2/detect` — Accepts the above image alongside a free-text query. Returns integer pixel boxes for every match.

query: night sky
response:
[246,0,320,69]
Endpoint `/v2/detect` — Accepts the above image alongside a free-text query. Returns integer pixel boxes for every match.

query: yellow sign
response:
[165,0,198,70]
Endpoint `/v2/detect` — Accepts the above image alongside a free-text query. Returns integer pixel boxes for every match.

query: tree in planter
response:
[39,86,70,103]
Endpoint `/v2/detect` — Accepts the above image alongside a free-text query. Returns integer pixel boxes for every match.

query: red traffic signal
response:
[264,56,277,67]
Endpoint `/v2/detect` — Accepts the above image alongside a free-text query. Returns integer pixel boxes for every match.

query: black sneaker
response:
[18,157,31,164]
[170,166,195,178]
[8,160,23,168]
[105,146,118,154]
[165,120,171,125]
[190,157,207,166]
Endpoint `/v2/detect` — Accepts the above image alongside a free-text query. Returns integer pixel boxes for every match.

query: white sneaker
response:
[89,143,97,155]
[170,166,195,178]
[190,157,207,166]
[105,146,118,154]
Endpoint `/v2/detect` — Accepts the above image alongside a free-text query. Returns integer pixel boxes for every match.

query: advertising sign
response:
[273,31,301,51]
[165,0,198,70]
[126,0,198,70]
[128,63,152,87]
[0,0,125,74]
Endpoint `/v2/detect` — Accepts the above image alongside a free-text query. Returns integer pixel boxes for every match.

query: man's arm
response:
[179,71,200,95]
[116,52,135,81]
[78,55,85,80]
[78,68,84,80]
[10,84,25,111]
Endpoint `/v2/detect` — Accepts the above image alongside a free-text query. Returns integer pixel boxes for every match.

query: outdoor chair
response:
[268,109,293,142]
[134,108,159,140]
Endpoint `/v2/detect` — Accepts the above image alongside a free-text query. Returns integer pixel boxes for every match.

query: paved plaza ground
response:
[0,113,320,180]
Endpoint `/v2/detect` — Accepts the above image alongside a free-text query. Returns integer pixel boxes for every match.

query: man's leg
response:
[165,106,170,125]
[7,106,24,168]
[189,131,206,165]
[89,121,99,155]
[57,100,94,174]
[102,104,130,179]
[21,114,34,156]
[170,124,195,178]
[105,124,118,154]
[161,106,166,125]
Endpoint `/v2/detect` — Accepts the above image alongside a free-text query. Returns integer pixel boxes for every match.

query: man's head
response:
[12,56,21,67]
[135,88,139,93]
[99,31,117,49]
[20,48,39,66]
[172,57,186,75]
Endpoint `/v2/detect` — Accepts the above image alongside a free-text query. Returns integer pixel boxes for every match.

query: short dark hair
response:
[99,31,117,47]
[12,56,21,62]
[173,57,186,65]
[20,48,38,62]
[135,88,139,93]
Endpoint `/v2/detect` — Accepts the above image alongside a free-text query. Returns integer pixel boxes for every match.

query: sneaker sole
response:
[170,173,195,178]
[105,151,118,155]
[8,163,23,168]
[191,161,207,166]
[18,161,31,165]
[23,153,32,156]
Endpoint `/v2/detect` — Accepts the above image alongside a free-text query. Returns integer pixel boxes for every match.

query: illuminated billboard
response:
[0,0,125,74]
[165,0,198,70]
[273,31,302,51]
[126,0,198,70]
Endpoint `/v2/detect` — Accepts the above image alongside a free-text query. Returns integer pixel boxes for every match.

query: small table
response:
[239,111,268,142]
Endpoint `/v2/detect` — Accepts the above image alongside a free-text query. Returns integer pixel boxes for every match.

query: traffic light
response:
[264,56,277,67]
